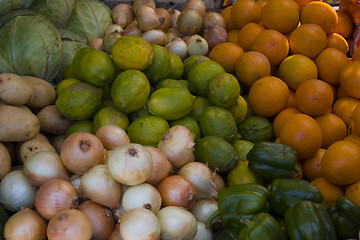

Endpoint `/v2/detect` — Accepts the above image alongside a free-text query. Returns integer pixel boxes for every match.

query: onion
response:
[157,175,196,209]
[81,164,123,209]
[78,201,115,240]
[108,224,122,240]
[123,20,143,36]
[141,29,168,45]
[202,11,227,29]
[60,132,106,175]
[132,0,156,12]
[189,198,219,224]
[194,221,213,240]
[4,208,47,240]
[105,24,124,35]
[111,3,135,28]
[156,8,172,32]
[119,208,161,240]
[170,8,181,30]
[50,134,67,154]
[182,0,206,16]
[0,170,38,212]
[34,178,78,220]
[144,146,173,185]
[47,209,93,240]
[95,125,130,150]
[203,26,228,49]
[157,125,195,169]
[69,174,87,201]
[135,5,161,32]
[165,37,188,61]
[24,151,69,186]
[157,206,198,239]
[0,142,11,181]
[176,9,203,36]
[178,162,217,199]
[214,173,226,193]
[166,28,180,43]
[88,37,103,51]
[121,183,162,213]
[108,143,153,186]
[103,31,122,54]
[185,34,209,56]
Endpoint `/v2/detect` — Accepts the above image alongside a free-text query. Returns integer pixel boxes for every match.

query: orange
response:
[248,76,289,117]
[278,113,322,159]
[315,48,350,86]
[228,29,240,44]
[285,89,297,108]
[332,96,360,127]
[251,29,289,66]
[301,148,326,182]
[326,33,350,55]
[345,180,360,206]
[321,140,360,185]
[352,47,360,61]
[272,107,301,138]
[208,42,244,73]
[331,10,353,39]
[336,85,350,99]
[295,79,334,117]
[260,0,300,34]
[339,61,360,99]
[289,23,328,59]
[315,113,348,149]
[230,0,262,29]
[220,6,236,31]
[352,103,360,133]
[237,22,266,52]
[343,134,360,149]
[348,120,359,136]
[294,0,320,10]
[256,0,269,9]
[300,1,339,34]
[311,177,344,206]
[278,54,318,91]
[234,51,271,87]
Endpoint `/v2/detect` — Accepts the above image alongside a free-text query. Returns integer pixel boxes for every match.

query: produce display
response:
[1,0,360,239]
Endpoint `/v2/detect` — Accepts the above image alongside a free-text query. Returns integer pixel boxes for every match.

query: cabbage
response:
[0,0,36,16]
[0,15,63,82]
[64,0,112,42]
[30,0,75,28]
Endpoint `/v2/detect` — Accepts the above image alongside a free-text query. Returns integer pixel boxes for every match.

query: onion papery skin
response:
[176,9,203,36]
[88,37,103,51]
[108,224,122,240]
[78,201,115,240]
[47,209,93,240]
[189,198,219,224]
[203,26,228,49]
[4,208,47,240]
[111,3,135,28]
[34,178,78,220]
[141,29,168,46]
[132,0,156,12]
[24,151,69,186]
[156,8,172,32]
[185,34,209,56]
[81,164,123,209]
[165,37,188,61]
[123,20,143,37]
[194,221,213,240]
[95,125,130,150]
[144,146,173,186]
[181,0,206,16]
[202,11,226,29]
[135,5,161,32]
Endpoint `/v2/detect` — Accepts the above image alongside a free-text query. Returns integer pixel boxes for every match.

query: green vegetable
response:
[0,0,35,16]
[247,141,299,180]
[238,213,287,240]
[269,178,323,216]
[284,200,337,240]
[206,183,270,229]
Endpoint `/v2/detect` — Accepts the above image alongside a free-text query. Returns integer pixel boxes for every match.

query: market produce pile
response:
[1,0,360,239]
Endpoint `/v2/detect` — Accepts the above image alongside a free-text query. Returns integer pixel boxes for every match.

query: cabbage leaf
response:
[0,0,36,16]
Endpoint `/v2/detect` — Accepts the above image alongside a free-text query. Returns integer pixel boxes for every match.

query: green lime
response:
[127,115,169,147]
[169,116,201,142]
[188,60,225,97]
[110,35,154,71]
[207,73,241,108]
[155,78,189,90]
[147,87,195,121]
[128,106,152,123]
[237,115,273,143]
[195,135,239,172]
[227,160,262,186]
[56,78,81,97]
[227,95,248,125]
[111,69,151,113]
[93,106,129,132]
[63,63,76,80]
[183,55,210,80]
[66,120,94,137]
[199,106,238,143]
[55,82,103,121]
[232,139,254,161]
[143,44,171,84]
[167,52,184,80]
[189,96,211,122]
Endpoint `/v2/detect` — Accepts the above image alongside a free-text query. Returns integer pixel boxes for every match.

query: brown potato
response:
[0,73,34,105]
[0,142,11,180]
[36,105,73,135]
[23,76,56,109]
[17,133,56,163]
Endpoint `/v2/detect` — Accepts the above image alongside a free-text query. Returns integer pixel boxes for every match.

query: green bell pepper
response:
[206,183,270,229]
[269,178,323,216]
[214,227,240,240]
[247,141,299,180]
[238,212,287,240]
[284,200,337,240]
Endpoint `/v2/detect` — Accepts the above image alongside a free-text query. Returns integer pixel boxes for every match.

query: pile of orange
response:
[211,0,360,207]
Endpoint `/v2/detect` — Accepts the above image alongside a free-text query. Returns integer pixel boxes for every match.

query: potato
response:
[0,73,34,105]
[36,105,74,135]
[0,142,11,180]
[17,133,56,163]
[0,105,40,142]
[23,76,56,109]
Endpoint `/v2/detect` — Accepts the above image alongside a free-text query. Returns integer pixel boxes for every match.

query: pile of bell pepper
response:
[209,141,360,240]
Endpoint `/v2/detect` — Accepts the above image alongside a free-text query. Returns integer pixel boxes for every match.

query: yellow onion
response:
[50,134,67,154]
[189,198,219,224]
[166,28,180,43]
[108,224,122,240]
[182,0,206,16]
[176,9,203,36]
[132,0,156,12]
[95,125,130,150]
[170,8,181,30]
[202,11,226,29]
[156,8,172,32]
[194,221,213,240]
[104,24,124,35]
[141,29,168,46]
[165,37,188,61]
[203,26,228,49]
[4,208,47,240]
[123,20,143,37]
[88,37,104,51]
[111,3,135,28]
[103,31,122,54]
[135,5,161,32]
[47,209,93,240]
[214,173,226,193]
[144,146,173,185]
[69,174,88,201]
[185,34,209,56]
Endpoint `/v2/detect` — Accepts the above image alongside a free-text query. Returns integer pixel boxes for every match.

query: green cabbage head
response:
[0,15,63,82]
[0,0,36,16]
